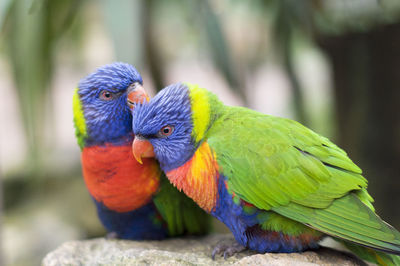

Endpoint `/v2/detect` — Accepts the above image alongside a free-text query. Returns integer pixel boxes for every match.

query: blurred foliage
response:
[142,0,167,91]
[2,0,84,172]
[194,0,247,102]
[271,0,315,125]
[2,0,400,174]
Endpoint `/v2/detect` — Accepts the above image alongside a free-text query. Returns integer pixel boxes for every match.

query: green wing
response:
[342,240,400,265]
[206,106,400,255]
[153,173,211,236]
[276,194,400,254]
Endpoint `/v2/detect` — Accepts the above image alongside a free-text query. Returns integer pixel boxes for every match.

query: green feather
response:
[72,88,87,150]
[274,194,400,254]
[342,241,400,266]
[191,91,400,260]
[207,107,368,211]
[153,174,211,236]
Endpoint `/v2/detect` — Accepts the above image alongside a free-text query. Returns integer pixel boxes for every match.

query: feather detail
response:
[187,83,211,143]
[245,225,323,249]
[82,144,160,212]
[166,142,219,212]
[72,88,87,149]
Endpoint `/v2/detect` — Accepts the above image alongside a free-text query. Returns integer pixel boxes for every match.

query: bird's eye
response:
[158,125,174,137]
[100,90,113,101]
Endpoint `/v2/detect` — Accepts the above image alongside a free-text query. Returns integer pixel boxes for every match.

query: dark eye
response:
[158,125,174,137]
[100,90,113,101]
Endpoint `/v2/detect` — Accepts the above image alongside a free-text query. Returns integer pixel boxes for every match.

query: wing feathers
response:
[205,107,400,256]
[274,194,400,255]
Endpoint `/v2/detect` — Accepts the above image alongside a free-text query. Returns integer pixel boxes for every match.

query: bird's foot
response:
[106,231,118,239]
[211,242,246,260]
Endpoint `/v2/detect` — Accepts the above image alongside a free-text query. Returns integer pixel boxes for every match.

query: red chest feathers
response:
[81,144,160,212]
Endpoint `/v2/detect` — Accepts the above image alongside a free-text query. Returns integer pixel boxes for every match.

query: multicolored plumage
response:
[73,64,209,240]
[131,83,400,265]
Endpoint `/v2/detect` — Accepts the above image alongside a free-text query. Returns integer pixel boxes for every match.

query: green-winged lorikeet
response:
[131,83,400,265]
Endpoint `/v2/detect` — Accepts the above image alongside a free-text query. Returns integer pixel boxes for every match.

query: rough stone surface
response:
[42,234,367,266]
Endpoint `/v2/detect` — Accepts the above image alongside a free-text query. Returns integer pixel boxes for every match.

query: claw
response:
[212,244,227,260]
[212,241,246,260]
[223,243,246,259]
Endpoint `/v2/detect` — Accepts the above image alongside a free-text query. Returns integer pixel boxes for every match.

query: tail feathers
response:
[276,194,400,257]
[341,240,400,266]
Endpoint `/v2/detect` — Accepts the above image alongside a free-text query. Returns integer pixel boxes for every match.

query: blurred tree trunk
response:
[195,0,248,104]
[142,0,166,91]
[317,23,400,227]
[274,0,313,126]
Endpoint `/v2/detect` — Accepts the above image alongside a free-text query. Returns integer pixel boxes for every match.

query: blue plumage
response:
[78,62,142,146]
[132,83,194,171]
[94,199,167,240]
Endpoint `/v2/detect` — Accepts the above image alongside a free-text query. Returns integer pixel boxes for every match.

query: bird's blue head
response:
[131,83,221,172]
[73,62,148,148]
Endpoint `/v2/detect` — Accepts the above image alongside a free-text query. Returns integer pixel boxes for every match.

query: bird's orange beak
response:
[132,136,155,164]
[127,82,150,109]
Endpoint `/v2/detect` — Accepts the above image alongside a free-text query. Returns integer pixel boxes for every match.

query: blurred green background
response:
[1,0,400,265]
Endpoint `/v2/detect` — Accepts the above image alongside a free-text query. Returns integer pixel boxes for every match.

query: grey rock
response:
[42,234,366,266]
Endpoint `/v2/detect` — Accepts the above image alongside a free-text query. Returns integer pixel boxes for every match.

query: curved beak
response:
[127,82,150,109]
[132,136,155,164]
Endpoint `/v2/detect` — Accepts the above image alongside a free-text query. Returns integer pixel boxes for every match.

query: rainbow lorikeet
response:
[131,83,400,265]
[72,64,210,240]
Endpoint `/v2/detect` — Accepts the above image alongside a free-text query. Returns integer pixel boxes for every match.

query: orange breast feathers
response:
[81,144,161,213]
[166,142,219,213]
